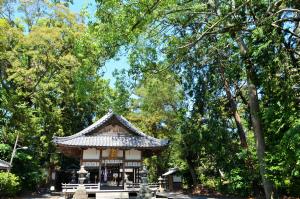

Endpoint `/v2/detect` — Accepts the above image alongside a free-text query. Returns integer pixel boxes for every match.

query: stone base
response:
[73,185,88,199]
[96,192,129,199]
[137,185,152,199]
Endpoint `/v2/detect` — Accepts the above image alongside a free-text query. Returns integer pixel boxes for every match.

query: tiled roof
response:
[162,167,178,176]
[55,135,168,148]
[0,159,11,169]
[53,111,168,148]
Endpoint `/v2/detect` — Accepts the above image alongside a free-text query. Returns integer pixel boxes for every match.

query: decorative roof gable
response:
[53,110,168,149]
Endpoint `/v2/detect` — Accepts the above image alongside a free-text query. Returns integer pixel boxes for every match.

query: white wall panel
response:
[117,150,123,157]
[125,149,141,160]
[83,148,100,159]
[102,149,109,157]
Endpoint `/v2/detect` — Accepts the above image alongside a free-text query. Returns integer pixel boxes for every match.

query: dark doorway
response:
[100,163,124,190]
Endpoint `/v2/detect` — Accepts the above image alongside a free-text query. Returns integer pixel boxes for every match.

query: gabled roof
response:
[162,167,178,176]
[53,110,168,149]
[0,159,11,170]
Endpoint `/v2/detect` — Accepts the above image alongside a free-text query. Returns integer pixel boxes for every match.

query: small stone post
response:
[124,173,128,190]
[73,165,88,199]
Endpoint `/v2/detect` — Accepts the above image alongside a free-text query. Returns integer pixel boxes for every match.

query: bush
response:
[0,172,21,197]
[12,153,48,191]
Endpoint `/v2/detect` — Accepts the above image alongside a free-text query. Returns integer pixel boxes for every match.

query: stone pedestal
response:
[72,185,88,199]
[137,166,152,199]
[137,185,152,199]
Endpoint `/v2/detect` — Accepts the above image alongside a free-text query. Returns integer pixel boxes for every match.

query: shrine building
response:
[53,110,168,189]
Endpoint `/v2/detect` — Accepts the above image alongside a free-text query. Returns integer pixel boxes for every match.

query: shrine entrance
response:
[82,162,141,190]
[100,163,123,189]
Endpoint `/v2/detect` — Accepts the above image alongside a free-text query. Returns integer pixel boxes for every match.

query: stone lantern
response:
[140,165,148,184]
[73,165,88,199]
[158,176,165,192]
[77,165,88,184]
[137,165,152,199]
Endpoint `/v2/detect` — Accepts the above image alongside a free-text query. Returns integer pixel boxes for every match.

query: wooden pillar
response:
[168,176,173,191]
[140,150,143,183]
[133,168,136,183]
[99,149,102,189]
[122,150,125,188]
[137,168,140,183]
[117,164,120,186]
[80,148,83,165]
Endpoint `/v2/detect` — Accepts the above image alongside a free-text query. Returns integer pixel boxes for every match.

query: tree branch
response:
[131,0,161,31]
[275,8,300,15]
[179,0,250,49]
[271,22,300,39]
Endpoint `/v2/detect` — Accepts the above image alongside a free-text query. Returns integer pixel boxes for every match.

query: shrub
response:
[0,172,21,197]
[12,153,48,191]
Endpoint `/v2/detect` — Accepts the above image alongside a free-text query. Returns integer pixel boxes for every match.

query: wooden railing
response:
[62,182,159,191]
[61,183,100,192]
[62,183,100,198]
[125,182,159,190]
[61,182,159,198]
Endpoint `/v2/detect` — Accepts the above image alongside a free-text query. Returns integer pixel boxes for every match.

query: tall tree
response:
[95,0,300,197]
[0,1,118,190]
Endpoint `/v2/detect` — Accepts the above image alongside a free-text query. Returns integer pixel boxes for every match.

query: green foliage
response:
[0,143,11,161]
[1,0,299,197]
[225,168,253,196]
[94,0,300,197]
[110,69,132,115]
[0,0,122,192]
[11,152,47,190]
[266,119,300,196]
[0,172,21,197]
[126,70,183,181]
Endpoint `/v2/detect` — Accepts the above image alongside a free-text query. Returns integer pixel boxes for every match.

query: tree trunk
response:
[219,63,248,148]
[247,66,273,199]
[186,158,199,189]
[235,36,273,199]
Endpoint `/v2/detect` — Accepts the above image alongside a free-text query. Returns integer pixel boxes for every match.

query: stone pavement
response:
[17,193,63,199]
[157,192,225,199]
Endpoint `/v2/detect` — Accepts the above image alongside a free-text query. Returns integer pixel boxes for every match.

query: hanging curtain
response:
[104,166,108,182]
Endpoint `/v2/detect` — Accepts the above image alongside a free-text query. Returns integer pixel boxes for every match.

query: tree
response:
[95,0,300,197]
[0,1,117,190]
[128,68,183,181]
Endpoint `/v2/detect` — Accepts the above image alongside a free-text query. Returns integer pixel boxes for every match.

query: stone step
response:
[96,192,129,199]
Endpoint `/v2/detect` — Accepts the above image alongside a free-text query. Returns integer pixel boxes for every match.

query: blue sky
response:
[70,0,130,87]
[69,0,96,16]
[100,55,130,87]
